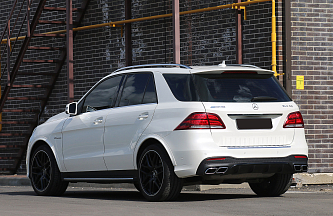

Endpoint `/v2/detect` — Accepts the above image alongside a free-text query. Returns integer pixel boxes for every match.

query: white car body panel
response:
[165,129,307,178]
[103,103,157,170]
[27,117,68,176]
[62,109,108,171]
[202,101,296,147]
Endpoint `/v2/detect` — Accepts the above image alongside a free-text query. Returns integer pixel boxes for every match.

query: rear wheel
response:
[249,173,292,197]
[138,144,183,201]
[30,145,68,196]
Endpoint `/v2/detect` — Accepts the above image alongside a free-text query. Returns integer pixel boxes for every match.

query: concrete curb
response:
[0,175,31,186]
[293,173,333,187]
[1,173,332,191]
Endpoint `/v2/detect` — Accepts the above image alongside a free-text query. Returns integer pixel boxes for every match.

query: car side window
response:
[142,75,157,104]
[118,73,156,107]
[82,75,123,113]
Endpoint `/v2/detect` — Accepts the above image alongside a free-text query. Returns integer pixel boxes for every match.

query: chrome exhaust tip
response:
[301,165,308,172]
[215,167,228,174]
[294,164,307,172]
[294,165,302,172]
[205,168,217,175]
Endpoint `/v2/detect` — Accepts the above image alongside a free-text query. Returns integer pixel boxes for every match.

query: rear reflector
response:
[294,156,307,159]
[283,111,304,128]
[207,157,226,161]
[175,112,226,130]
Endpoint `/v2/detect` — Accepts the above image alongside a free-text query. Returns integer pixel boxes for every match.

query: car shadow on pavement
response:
[1,188,258,202]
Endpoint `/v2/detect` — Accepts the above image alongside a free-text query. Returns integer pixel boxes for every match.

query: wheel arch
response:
[134,136,176,170]
[27,139,63,178]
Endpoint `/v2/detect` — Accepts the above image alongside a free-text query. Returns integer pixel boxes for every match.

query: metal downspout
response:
[272,0,277,76]
[67,0,74,103]
[0,46,1,132]
[283,0,292,96]
[236,0,243,64]
[173,0,180,64]
[125,0,132,66]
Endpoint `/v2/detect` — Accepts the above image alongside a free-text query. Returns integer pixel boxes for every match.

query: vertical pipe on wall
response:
[67,0,74,103]
[0,46,2,132]
[27,0,31,38]
[236,0,243,64]
[172,0,180,64]
[283,0,292,96]
[125,0,132,66]
[7,20,11,86]
[272,0,277,76]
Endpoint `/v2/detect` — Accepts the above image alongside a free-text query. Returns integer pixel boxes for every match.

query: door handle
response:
[138,112,149,120]
[93,117,103,125]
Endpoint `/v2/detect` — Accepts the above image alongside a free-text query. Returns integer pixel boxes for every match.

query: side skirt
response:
[61,170,137,183]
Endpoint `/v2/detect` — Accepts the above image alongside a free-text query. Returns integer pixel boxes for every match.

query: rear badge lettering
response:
[210,106,225,108]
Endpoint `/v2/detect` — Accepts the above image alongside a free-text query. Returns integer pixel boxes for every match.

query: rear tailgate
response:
[203,102,296,148]
[191,70,297,148]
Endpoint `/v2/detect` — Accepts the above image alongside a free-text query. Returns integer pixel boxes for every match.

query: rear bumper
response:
[196,155,308,176]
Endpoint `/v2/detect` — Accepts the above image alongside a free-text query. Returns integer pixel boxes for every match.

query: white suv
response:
[27,63,308,201]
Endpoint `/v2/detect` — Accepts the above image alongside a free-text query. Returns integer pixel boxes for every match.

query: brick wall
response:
[291,0,333,173]
[40,0,275,119]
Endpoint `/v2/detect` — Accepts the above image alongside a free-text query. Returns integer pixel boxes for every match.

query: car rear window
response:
[163,73,291,102]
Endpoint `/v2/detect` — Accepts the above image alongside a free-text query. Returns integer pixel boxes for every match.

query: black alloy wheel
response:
[31,149,52,192]
[138,144,183,201]
[139,150,164,196]
[30,145,68,196]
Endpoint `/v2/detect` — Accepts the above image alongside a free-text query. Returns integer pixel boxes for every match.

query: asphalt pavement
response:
[0,185,332,216]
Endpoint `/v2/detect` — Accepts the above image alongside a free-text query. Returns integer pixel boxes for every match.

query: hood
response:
[45,112,69,123]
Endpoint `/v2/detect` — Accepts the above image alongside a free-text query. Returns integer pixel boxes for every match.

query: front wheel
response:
[249,173,293,197]
[138,144,183,201]
[30,145,68,196]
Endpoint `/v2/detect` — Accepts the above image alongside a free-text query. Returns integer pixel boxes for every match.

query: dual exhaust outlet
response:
[294,164,308,172]
[205,167,228,175]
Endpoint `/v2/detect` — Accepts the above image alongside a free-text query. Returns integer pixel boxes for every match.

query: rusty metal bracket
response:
[109,23,124,37]
[232,5,247,20]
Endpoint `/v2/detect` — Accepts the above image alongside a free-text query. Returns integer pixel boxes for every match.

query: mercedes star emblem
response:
[252,103,259,110]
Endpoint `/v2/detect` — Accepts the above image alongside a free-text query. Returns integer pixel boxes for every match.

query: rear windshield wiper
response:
[251,96,278,102]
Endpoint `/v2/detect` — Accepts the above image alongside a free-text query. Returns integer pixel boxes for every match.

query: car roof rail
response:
[226,64,261,69]
[113,64,192,73]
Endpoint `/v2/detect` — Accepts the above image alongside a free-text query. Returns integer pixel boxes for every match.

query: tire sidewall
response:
[138,144,172,201]
[249,173,292,197]
[30,145,57,195]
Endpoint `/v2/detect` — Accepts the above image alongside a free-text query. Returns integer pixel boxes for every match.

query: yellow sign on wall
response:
[296,76,304,90]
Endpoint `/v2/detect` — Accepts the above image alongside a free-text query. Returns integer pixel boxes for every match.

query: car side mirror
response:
[65,102,78,115]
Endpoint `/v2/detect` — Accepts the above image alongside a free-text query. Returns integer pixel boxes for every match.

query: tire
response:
[30,145,68,196]
[133,181,141,192]
[138,144,183,201]
[249,173,293,197]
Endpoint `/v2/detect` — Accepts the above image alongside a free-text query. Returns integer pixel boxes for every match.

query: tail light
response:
[294,155,307,159]
[175,112,226,130]
[283,111,304,128]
